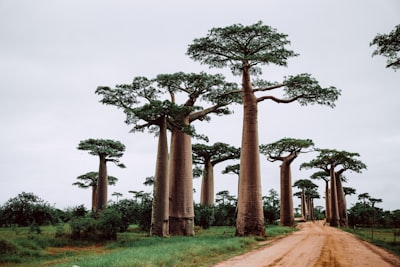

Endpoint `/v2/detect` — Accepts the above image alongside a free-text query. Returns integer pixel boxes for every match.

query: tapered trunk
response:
[324,180,330,223]
[91,185,97,211]
[329,167,340,227]
[336,174,348,227]
[200,160,214,205]
[301,189,307,219]
[169,117,194,236]
[96,154,108,211]
[280,159,294,226]
[236,66,265,237]
[150,117,169,237]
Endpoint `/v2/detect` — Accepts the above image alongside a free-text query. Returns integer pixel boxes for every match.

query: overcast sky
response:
[1,0,399,212]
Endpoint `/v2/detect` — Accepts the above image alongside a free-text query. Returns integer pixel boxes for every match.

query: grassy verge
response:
[0,224,296,267]
[343,227,400,257]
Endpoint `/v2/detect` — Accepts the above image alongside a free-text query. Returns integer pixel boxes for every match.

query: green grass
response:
[0,224,296,267]
[343,227,400,257]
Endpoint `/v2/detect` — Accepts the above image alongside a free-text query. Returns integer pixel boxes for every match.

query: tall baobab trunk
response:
[91,185,97,211]
[329,168,340,227]
[96,154,108,211]
[200,160,214,205]
[336,174,348,227]
[169,117,195,236]
[301,188,307,219]
[236,66,265,237]
[324,179,330,223]
[280,159,294,226]
[151,117,169,237]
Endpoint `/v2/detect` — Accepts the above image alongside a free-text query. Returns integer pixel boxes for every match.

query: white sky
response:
[1,0,399,211]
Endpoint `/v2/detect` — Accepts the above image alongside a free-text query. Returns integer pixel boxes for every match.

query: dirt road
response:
[213,221,400,267]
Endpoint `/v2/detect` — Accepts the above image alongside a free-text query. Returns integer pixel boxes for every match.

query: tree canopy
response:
[370,24,400,70]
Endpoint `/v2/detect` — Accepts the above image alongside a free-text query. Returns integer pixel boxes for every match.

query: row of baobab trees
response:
[76,136,366,232]
[77,21,345,237]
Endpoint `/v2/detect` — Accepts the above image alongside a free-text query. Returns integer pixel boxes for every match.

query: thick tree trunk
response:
[96,155,108,212]
[200,160,214,205]
[280,159,294,226]
[91,185,97,211]
[150,118,169,237]
[236,66,265,237]
[324,180,330,223]
[336,175,348,227]
[329,167,340,227]
[301,189,307,219]
[169,117,195,236]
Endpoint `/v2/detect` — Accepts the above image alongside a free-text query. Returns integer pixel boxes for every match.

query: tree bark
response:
[96,154,108,212]
[301,189,307,220]
[91,185,97,211]
[336,174,348,227]
[324,179,330,223]
[150,117,169,237]
[200,160,214,205]
[329,167,340,227]
[280,159,294,226]
[236,66,265,237]
[169,116,195,236]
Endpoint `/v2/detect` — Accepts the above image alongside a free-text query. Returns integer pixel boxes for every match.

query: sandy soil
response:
[213,221,400,267]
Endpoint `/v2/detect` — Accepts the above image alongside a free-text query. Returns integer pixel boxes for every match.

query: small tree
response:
[77,139,125,212]
[260,138,314,226]
[293,179,317,220]
[370,24,400,70]
[72,172,118,211]
[301,149,366,227]
[192,142,240,205]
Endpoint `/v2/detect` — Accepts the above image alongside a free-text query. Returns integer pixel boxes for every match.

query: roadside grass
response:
[344,227,400,257]
[0,224,296,267]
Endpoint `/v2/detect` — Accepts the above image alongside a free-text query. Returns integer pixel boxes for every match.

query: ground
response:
[213,221,400,267]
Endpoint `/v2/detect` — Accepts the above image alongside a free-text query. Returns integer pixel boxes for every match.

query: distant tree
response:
[77,139,125,212]
[260,138,314,226]
[72,172,118,211]
[187,21,340,236]
[263,189,280,224]
[112,192,123,202]
[293,179,318,220]
[301,149,366,227]
[310,171,331,222]
[370,24,400,70]
[192,142,240,205]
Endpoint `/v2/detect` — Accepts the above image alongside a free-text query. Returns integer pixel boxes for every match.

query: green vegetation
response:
[0,224,296,266]
[344,227,400,257]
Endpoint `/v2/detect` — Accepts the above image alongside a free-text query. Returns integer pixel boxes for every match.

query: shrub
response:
[194,204,215,229]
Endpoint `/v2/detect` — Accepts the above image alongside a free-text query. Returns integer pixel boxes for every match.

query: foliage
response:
[259,138,314,160]
[69,207,122,241]
[0,192,59,227]
[77,139,126,168]
[194,204,215,229]
[263,189,280,225]
[370,24,400,70]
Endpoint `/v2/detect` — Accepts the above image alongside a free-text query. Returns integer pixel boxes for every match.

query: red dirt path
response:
[213,221,400,267]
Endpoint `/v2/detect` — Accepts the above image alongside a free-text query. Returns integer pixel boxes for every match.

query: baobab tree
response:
[77,139,125,212]
[293,179,318,220]
[97,80,181,236]
[97,72,239,236]
[72,172,118,211]
[310,171,331,222]
[370,24,400,70]
[187,21,340,236]
[301,149,367,227]
[260,138,314,226]
[192,142,240,205]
